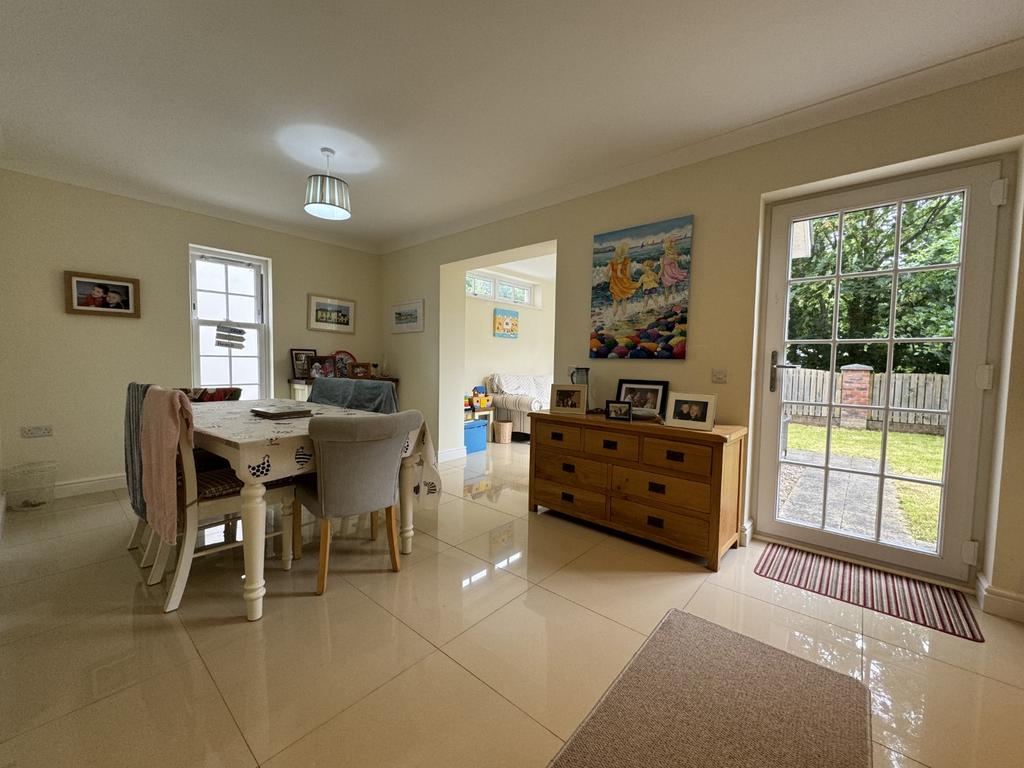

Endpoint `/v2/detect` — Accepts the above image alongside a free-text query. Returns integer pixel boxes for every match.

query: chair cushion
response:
[196,468,294,500]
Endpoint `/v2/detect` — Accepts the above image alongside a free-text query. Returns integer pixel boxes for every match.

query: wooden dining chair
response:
[293,410,423,594]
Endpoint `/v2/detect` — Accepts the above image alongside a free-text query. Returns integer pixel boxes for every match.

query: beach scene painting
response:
[590,214,692,359]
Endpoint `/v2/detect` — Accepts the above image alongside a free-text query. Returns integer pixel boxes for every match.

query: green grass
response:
[785,423,945,543]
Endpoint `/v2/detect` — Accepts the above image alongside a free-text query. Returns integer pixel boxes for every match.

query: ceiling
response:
[2,2,1023,254]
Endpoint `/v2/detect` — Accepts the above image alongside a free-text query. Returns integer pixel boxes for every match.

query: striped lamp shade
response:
[304,173,351,220]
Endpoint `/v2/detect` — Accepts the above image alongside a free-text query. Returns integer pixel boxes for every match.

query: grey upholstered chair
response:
[295,410,423,594]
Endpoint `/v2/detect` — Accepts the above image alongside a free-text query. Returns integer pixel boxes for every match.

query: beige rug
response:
[550,610,870,768]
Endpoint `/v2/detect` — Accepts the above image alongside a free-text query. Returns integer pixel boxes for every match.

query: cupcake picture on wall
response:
[589,214,692,359]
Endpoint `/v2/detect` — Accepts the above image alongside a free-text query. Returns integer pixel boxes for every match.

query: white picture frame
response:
[391,298,424,333]
[550,384,588,414]
[308,293,355,334]
[665,392,717,431]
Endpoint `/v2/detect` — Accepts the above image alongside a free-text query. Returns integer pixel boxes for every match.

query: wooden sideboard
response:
[528,412,747,570]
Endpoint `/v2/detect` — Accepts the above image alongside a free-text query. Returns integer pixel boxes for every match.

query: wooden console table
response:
[528,412,747,570]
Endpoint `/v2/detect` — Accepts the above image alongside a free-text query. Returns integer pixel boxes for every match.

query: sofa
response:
[485,373,553,435]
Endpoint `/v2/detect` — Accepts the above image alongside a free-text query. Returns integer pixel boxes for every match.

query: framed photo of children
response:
[550,384,587,415]
[290,348,317,379]
[616,379,669,418]
[665,392,717,431]
[308,294,355,334]
[64,271,140,318]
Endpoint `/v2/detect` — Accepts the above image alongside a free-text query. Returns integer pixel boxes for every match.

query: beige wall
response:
[0,169,381,490]
[463,281,555,392]
[381,68,1024,609]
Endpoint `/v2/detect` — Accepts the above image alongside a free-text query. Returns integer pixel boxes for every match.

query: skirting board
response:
[54,473,126,499]
[976,571,1024,623]
[437,446,468,464]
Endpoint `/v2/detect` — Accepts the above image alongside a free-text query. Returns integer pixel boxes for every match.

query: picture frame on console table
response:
[550,384,587,414]
[616,379,669,418]
[290,348,316,379]
[665,392,717,431]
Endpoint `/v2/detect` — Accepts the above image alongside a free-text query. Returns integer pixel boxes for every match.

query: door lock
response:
[769,350,798,393]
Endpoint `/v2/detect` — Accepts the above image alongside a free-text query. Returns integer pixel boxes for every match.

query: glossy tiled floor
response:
[1,442,1023,766]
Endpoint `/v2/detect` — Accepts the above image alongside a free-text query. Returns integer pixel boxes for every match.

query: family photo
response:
[673,399,708,422]
[65,272,140,317]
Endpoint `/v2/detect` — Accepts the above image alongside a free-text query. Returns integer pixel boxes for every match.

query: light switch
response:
[711,368,728,384]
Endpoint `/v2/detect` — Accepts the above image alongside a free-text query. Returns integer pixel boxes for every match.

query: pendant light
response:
[304,147,351,220]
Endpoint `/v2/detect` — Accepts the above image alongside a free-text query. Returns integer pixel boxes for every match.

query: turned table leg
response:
[240,481,268,621]
[398,455,417,555]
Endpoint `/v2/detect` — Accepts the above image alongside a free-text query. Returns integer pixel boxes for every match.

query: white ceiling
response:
[2,2,1023,253]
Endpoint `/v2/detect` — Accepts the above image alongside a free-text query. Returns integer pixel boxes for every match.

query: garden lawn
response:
[786,423,945,543]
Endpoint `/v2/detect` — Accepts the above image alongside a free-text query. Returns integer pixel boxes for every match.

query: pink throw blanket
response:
[142,387,193,545]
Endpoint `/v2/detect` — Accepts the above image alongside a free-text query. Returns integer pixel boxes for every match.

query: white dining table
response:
[192,398,440,620]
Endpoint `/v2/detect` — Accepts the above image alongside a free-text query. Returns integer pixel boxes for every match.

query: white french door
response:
[756,162,1001,581]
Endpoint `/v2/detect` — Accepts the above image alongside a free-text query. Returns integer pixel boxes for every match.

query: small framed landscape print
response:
[308,294,355,334]
[309,355,336,378]
[290,348,316,379]
[391,299,424,333]
[616,379,669,418]
[64,271,140,318]
[550,384,587,414]
[605,400,632,421]
[666,392,717,431]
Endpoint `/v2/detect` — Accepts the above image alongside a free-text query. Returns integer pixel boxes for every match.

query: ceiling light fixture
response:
[304,147,351,220]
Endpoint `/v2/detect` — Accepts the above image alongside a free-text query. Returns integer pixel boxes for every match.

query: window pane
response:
[789,214,838,279]
[782,344,831,403]
[841,204,896,273]
[465,276,474,294]
[892,342,951,375]
[497,283,514,300]
[777,464,824,527]
[238,328,258,355]
[889,349,951,411]
[238,384,259,401]
[786,280,834,340]
[824,470,878,540]
[228,294,256,323]
[895,269,957,339]
[881,479,939,553]
[780,404,827,466]
[199,325,227,356]
[835,343,887,410]
[195,260,225,292]
[886,411,946,482]
[473,278,493,297]
[196,291,226,321]
[899,192,963,267]
[838,275,891,339]
[231,356,259,384]
[227,265,255,295]
[200,356,230,385]
[830,409,882,472]
[513,286,528,303]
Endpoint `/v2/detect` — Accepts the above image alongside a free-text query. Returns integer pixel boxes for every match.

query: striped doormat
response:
[754,543,984,642]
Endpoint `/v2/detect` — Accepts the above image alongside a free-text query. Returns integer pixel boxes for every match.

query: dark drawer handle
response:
[602,439,618,450]
[666,450,686,463]
[562,462,575,473]
[561,491,574,503]
[647,515,665,529]
[551,431,564,442]
[648,481,666,494]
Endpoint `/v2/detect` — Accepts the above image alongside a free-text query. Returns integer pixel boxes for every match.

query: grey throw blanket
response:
[124,382,151,520]
[309,378,398,414]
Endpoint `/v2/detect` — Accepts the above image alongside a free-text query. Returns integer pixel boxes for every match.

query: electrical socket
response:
[711,368,728,384]
[20,425,53,438]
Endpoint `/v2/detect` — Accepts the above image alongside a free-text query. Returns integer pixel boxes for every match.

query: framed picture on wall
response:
[64,271,141,318]
[391,299,424,333]
[308,294,355,333]
[493,308,519,338]
[290,348,316,378]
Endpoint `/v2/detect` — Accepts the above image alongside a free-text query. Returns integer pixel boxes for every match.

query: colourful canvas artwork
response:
[590,214,692,359]
[493,308,519,338]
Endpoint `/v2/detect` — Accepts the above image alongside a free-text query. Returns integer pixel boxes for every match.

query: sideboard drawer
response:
[535,450,608,492]
[533,478,607,521]
[610,465,711,513]
[641,438,713,477]
[583,429,639,462]
[535,422,582,452]
[610,498,709,553]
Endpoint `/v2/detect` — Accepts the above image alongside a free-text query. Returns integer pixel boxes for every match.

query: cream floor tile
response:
[49,490,119,512]
[0,501,129,548]
[0,603,196,742]
[263,652,562,768]
[465,484,532,517]
[443,586,645,739]
[345,548,529,645]
[684,582,864,679]
[0,556,161,646]
[113,486,130,502]
[863,604,1024,690]
[202,582,434,763]
[0,658,255,768]
[864,637,1024,768]
[539,536,709,633]
[705,539,863,632]
[327,527,450,573]
[456,514,600,583]
[873,742,930,767]
[414,494,518,546]
[0,522,132,587]
[533,509,613,545]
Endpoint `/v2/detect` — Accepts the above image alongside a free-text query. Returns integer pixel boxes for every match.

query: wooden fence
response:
[782,369,949,433]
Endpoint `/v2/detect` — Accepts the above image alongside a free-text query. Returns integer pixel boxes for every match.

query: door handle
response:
[602,439,618,450]
[769,350,798,393]
[648,481,666,494]
[560,491,574,503]
[646,515,665,529]
[665,450,685,463]
[551,431,563,441]
[562,463,575,474]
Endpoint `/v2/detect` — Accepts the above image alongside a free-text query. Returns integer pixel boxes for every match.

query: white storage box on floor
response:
[3,461,58,511]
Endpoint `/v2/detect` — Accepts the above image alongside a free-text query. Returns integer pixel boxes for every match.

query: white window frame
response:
[465,270,537,307]
[188,244,273,399]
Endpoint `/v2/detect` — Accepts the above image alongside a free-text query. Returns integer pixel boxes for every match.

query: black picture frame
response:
[615,379,670,418]
[290,348,316,379]
[605,400,632,421]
